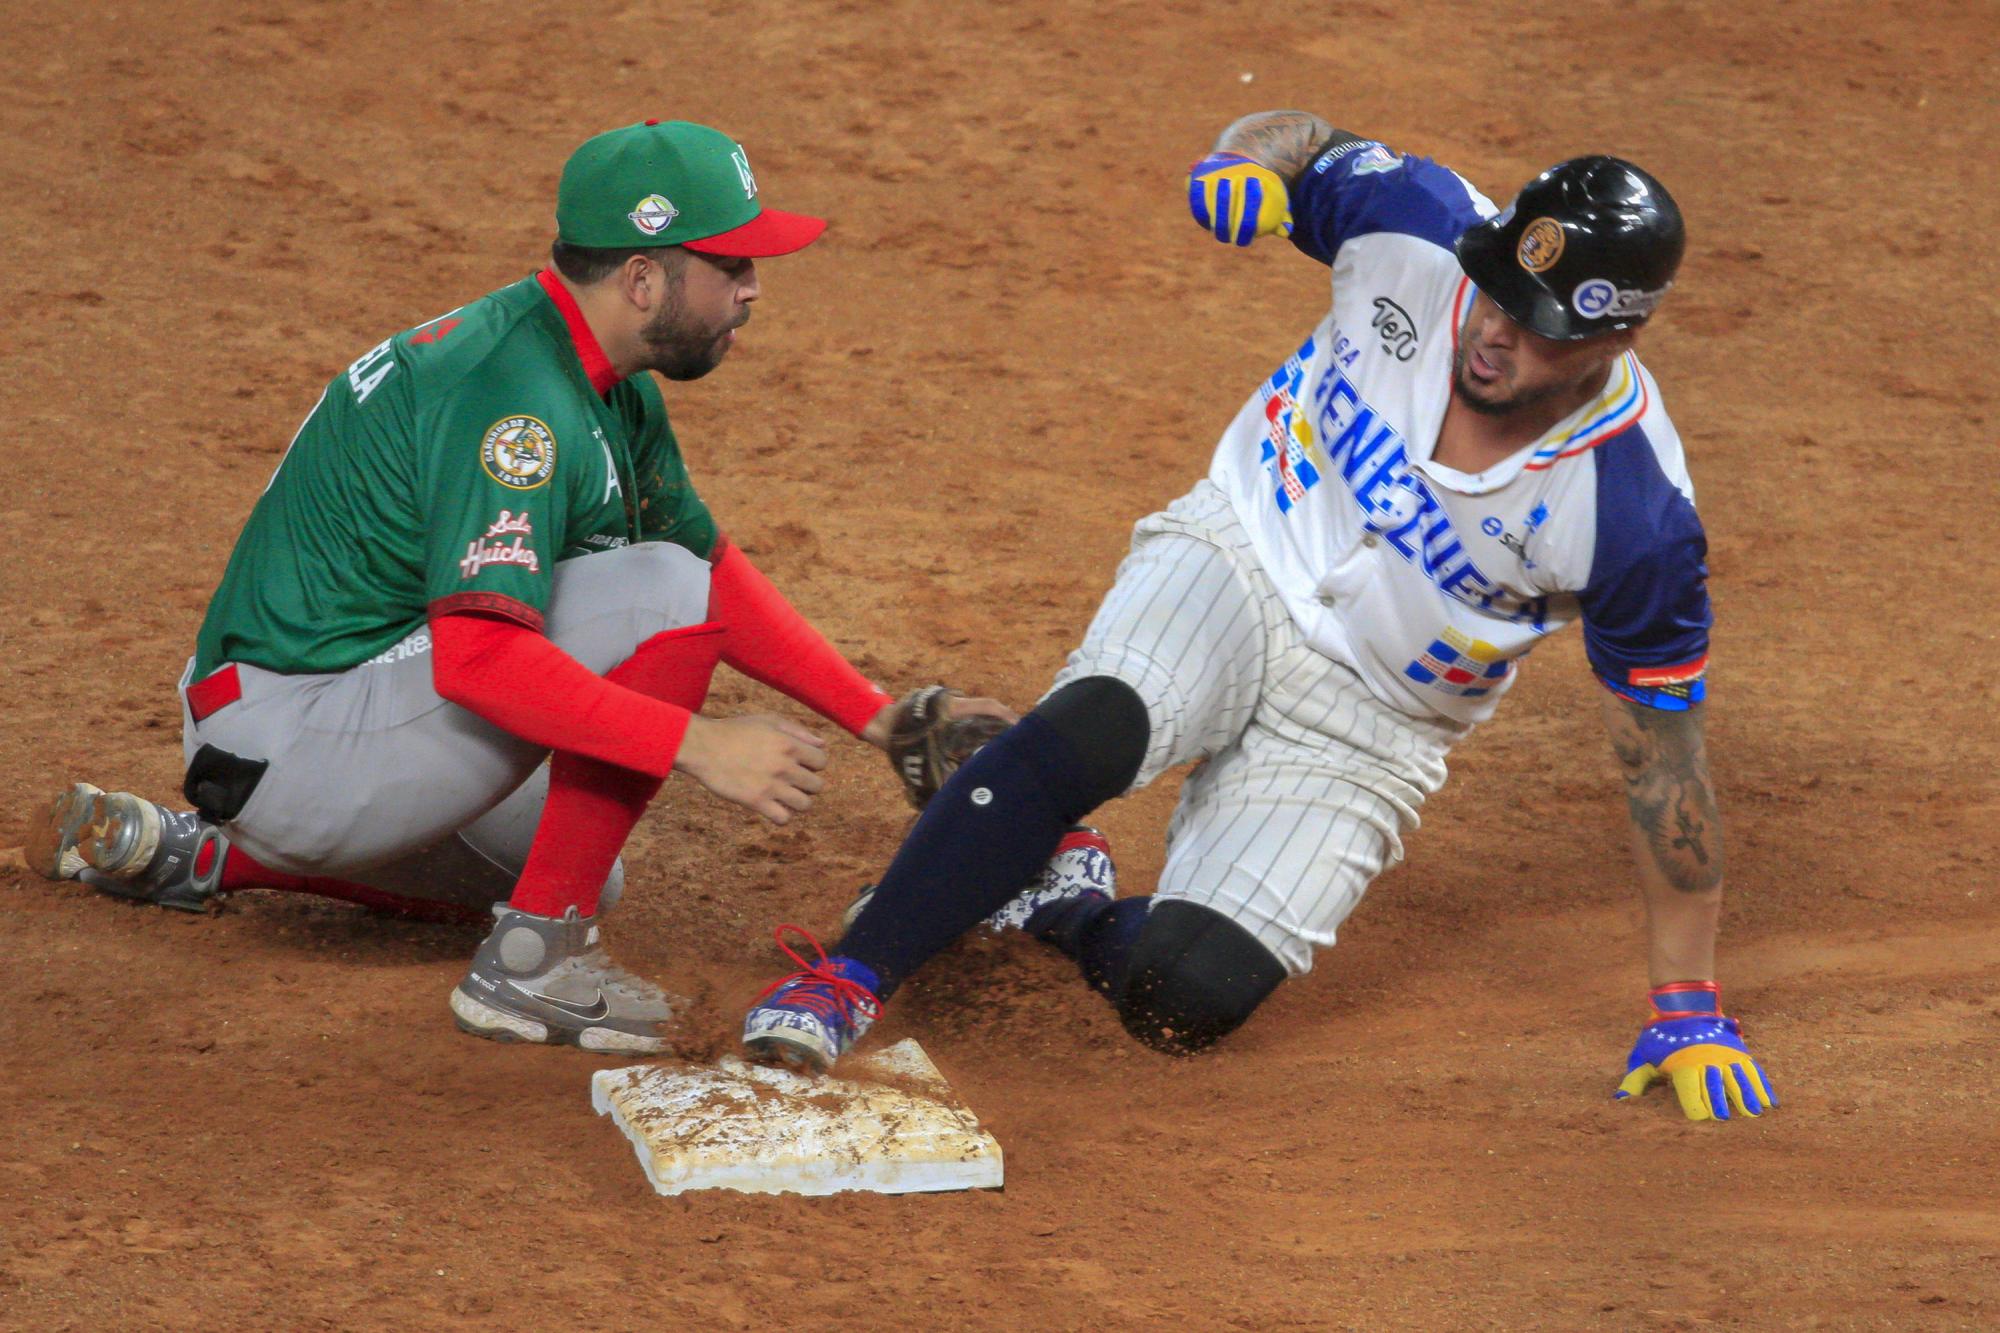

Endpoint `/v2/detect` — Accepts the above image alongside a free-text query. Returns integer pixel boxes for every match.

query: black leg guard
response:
[1029,676,1151,808]
[1115,900,1287,1054]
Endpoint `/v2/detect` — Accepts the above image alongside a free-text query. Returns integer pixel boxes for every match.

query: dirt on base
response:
[4,1,1996,1328]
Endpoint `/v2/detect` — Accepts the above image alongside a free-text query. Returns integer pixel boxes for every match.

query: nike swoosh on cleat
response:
[510,985,610,1022]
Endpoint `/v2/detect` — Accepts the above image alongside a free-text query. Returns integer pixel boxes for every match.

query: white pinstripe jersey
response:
[1207,140,1712,727]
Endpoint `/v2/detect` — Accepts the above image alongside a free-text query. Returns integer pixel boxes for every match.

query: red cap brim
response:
[682,207,826,258]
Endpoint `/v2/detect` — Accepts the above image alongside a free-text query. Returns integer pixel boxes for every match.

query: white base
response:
[591,1039,1003,1197]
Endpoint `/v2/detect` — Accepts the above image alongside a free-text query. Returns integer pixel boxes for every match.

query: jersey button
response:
[1362,534,1380,549]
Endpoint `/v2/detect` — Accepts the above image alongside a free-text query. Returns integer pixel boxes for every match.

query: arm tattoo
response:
[1213,111,1346,185]
[1604,696,1726,895]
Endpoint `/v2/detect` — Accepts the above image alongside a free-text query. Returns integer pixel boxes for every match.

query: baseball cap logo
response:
[627,194,679,236]
[1516,217,1565,273]
[731,148,757,199]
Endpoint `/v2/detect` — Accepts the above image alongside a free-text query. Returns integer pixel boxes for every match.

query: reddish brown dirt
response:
[5,1,1996,1327]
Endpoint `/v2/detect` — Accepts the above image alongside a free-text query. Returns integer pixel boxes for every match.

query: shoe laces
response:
[754,925,881,1027]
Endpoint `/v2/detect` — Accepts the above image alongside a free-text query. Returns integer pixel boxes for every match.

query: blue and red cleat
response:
[741,925,883,1072]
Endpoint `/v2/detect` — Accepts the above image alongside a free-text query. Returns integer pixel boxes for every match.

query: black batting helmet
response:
[1454,156,1685,341]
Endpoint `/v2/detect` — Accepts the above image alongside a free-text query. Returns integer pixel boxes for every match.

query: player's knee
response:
[1114,900,1286,1054]
[1030,676,1150,809]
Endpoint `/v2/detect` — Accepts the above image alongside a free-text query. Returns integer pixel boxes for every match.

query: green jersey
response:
[195,272,717,677]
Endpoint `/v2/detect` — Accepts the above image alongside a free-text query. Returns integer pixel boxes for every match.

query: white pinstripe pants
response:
[1047,482,1464,975]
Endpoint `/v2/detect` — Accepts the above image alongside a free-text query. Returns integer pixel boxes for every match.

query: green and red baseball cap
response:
[556,119,825,256]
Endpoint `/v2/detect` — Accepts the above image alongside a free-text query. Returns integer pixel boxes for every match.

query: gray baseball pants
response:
[178,542,712,909]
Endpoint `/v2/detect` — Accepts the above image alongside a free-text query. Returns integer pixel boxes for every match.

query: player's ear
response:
[623,249,687,313]
[619,253,660,312]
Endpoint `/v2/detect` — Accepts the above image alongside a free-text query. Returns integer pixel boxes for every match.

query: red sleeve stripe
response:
[428,591,545,633]
[1628,654,1708,687]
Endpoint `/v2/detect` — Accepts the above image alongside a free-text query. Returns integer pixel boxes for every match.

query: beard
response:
[639,289,738,382]
[1450,346,1570,418]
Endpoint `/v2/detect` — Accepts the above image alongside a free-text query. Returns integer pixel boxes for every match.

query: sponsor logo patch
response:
[460,535,541,579]
[363,631,433,667]
[1479,501,1549,568]
[1369,296,1419,361]
[507,982,609,1022]
[483,509,533,539]
[1574,279,1670,320]
[1517,217,1565,273]
[627,193,679,236]
[481,416,557,491]
[1572,279,1617,318]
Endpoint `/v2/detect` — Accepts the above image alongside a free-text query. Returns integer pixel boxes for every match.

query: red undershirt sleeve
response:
[428,612,692,778]
[707,536,894,736]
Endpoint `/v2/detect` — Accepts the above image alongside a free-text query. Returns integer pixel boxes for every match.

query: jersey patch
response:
[481,416,558,490]
[1404,627,1514,698]
[459,510,541,579]
[1348,143,1404,175]
[1600,658,1708,712]
[1257,336,1324,511]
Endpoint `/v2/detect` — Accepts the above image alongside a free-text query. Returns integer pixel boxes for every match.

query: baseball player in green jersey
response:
[27,119,1009,1054]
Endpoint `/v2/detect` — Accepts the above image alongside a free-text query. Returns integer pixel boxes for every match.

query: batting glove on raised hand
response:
[1614,982,1778,1123]
[1187,152,1294,246]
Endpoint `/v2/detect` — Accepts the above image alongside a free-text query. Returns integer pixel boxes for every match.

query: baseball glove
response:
[885,685,1010,809]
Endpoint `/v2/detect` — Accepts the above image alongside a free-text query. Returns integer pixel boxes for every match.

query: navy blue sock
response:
[838,714,1102,996]
[1026,894,1153,998]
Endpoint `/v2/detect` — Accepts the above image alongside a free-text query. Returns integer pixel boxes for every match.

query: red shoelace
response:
[753,924,883,1024]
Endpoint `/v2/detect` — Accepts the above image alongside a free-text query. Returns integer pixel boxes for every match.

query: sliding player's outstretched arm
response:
[1603,695,1776,1123]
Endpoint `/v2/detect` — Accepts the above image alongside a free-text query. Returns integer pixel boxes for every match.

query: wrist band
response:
[1649,980,1721,1019]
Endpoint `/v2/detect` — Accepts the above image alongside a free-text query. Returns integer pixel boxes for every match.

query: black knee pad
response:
[1115,900,1287,1054]
[1030,676,1150,810]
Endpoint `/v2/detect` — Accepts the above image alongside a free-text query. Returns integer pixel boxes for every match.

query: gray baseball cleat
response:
[25,782,228,912]
[450,904,679,1054]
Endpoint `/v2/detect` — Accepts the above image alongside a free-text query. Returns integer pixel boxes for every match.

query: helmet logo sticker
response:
[1574,279,1671,320]
[627,194,679,236]
[1517,217,1566,273]
[1573,279,1618,317]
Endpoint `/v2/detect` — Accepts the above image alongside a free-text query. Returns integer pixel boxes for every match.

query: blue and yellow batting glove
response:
[1614,982,1777,1122]
[1187,152,1294,246]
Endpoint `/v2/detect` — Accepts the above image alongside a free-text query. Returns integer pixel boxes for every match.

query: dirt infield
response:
[5,0,1996,1327]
